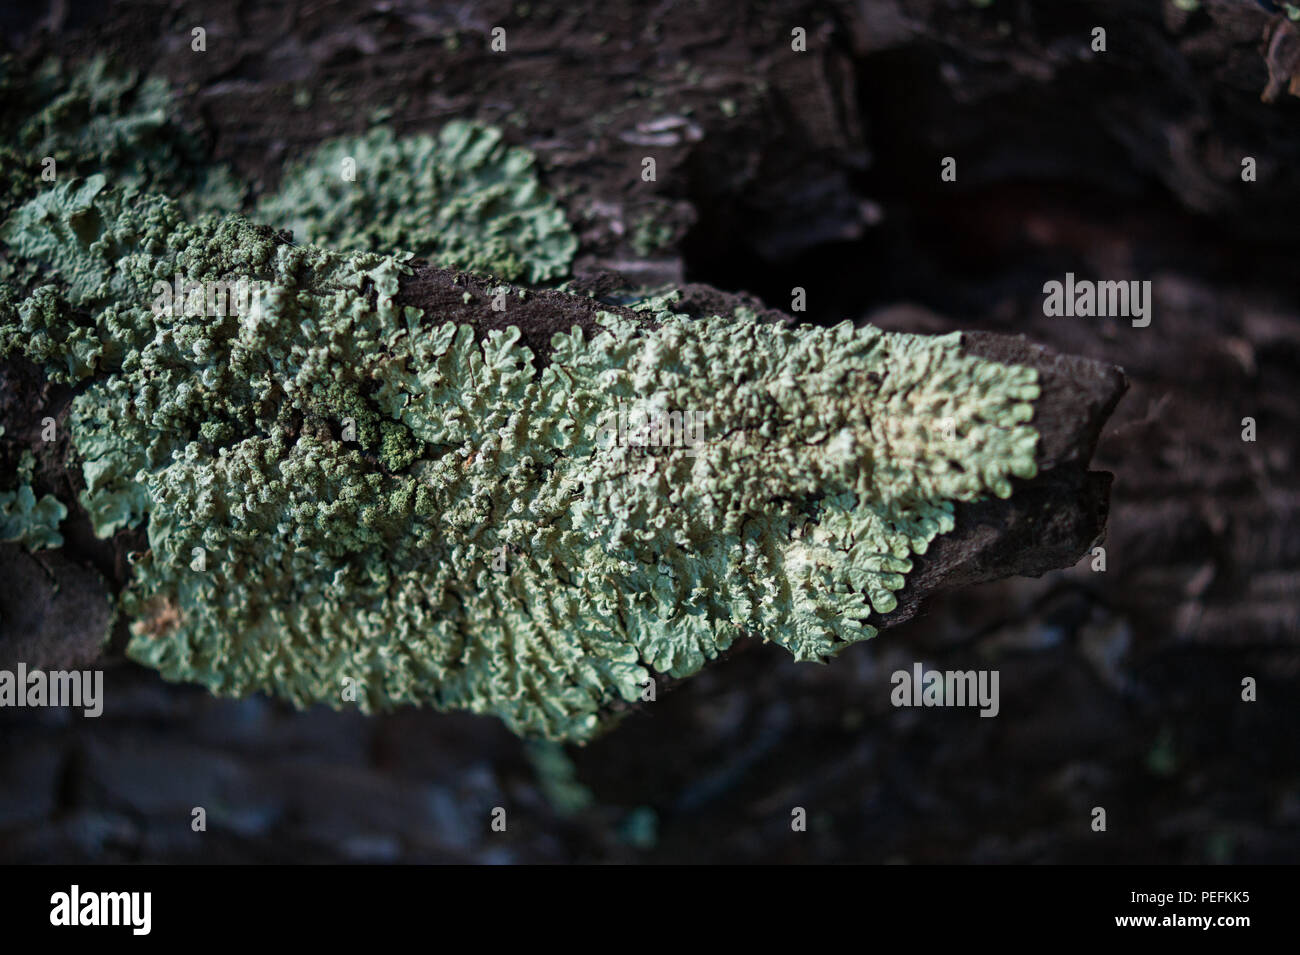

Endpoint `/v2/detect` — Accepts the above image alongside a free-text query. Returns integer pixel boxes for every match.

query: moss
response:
[256,122,577,283]
[1,176,1039,742]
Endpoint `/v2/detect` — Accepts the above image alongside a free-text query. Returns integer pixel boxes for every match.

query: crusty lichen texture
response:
[0,177,1039,742]
[256,122,577,283]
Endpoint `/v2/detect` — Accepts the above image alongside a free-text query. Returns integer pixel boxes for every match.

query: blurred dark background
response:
[1,0,1297,863]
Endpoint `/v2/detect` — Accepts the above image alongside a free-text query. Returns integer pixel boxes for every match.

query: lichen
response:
[0,56,243,224]
[0,449,66,551]
[256,122,577,283]
[0,176,1039,742]
[631,210,676,257]
[0,57,570,281]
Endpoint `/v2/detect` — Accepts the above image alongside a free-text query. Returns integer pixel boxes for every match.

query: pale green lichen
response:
[0,57,571,284]
[0,56,243,223]
[0,177,1039,742]
[631,213,676,257]
[0,450,66,551]
[256,122,577,283]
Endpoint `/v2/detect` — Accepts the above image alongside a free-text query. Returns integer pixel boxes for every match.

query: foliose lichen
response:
[0,57,573,286]
[0,55,244,225]
[0,447,66,551]
[0,174,1039,742]
[256,122,577,283]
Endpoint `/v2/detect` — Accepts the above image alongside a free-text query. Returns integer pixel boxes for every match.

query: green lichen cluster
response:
[0,57,1037,740]
[0,56,244,224]
[0,447,66,551]
[256,122,577,283]
[0,173,1039,741]
[0,57,574,285]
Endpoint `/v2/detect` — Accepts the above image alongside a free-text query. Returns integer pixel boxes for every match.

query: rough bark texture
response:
[1,0,1296,864]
